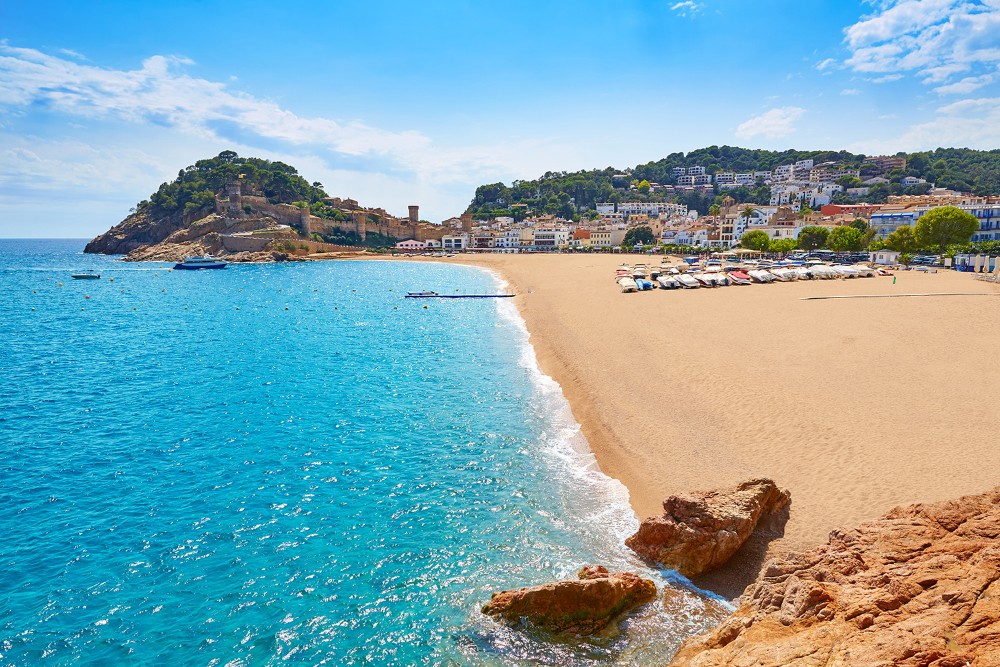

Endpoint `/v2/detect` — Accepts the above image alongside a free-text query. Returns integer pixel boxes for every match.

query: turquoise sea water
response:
[0,240,722,666]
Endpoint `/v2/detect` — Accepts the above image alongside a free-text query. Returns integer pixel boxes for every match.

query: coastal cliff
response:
[668,487,1000,666]
[85,208,187,255]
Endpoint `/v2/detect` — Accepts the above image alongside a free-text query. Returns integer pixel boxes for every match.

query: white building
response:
[773,165,794,182]
[678,175,695,186]
[693,174,712,185]
[532,227,569,249]
[735,173,755,185]
[715,172,735,185]
[672,167,686,177]
[441,233,469,250]
[687,165,706,176]
[395,239,428,251]
[872,249,900,265]
[617,202,688,217]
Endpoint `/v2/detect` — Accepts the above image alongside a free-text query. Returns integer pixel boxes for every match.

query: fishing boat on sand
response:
[727,270,752,285]
[677,274,701,288]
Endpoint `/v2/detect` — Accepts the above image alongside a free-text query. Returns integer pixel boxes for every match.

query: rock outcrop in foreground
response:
[669,487,1000,666]
[626,479,791,578]
[481,565,657,635]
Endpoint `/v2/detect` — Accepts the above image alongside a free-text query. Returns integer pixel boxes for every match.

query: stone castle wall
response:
[217,193,451,244]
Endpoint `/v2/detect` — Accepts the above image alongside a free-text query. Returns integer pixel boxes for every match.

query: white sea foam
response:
[483,267,732,607]
[485,270,638,558]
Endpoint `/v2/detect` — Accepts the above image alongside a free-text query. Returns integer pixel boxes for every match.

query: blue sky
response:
[2,0,999,237]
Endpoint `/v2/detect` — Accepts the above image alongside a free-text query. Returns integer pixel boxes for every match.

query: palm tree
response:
[741,205,756,223]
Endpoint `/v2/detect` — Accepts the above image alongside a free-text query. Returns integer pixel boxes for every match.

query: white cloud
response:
[870,73,904,82]
[0,44,429,159]
[841,88,862,95]
[850,96,1000,153]
[816,58,838,71]
[0,44,571,223]
[669,1,703,18]
[734,107,805,140]
[840,0,1000,92]
[932,70,999,93]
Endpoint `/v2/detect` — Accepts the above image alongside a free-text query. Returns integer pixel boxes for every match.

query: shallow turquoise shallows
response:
[0,240,721,666]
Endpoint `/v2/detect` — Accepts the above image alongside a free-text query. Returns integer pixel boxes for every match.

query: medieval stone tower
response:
[225,179,243,217]
[352,210,367,241]
[408,205,419,223]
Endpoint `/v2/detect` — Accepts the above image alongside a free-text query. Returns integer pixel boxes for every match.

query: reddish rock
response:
[625,478,791,577]
[669,487,1000,666]
[481,565,657,635]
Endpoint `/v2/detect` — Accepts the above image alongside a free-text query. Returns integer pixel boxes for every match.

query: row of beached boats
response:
[616,261,886,292]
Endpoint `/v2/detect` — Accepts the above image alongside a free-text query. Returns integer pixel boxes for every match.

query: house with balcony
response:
[442,233,470,250]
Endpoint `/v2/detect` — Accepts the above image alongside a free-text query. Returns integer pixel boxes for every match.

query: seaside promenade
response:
[406,253,1000,594]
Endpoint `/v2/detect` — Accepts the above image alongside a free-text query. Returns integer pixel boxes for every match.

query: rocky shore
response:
[669,486,1000,665]
[479,480,1000,666]
[85,209,307,263]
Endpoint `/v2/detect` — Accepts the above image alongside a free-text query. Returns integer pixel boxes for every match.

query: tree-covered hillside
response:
[466,146,1000,220]
[140,150,329,217]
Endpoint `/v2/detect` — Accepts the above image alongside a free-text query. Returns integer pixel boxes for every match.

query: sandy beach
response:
[420,253,1000,594]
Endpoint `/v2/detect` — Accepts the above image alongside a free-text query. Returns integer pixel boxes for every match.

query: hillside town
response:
[395,156,1000,253]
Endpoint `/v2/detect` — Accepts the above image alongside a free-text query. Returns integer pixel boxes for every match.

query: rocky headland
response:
[86,209,303,263]
[85,151,451,262]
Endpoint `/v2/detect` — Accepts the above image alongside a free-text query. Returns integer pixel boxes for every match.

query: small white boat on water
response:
[619,276,638,293]
[677,273,701,288]
[174,255,228,270]
[748,269,775,284]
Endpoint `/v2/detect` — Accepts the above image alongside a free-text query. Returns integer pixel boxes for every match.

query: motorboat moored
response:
[173,256,228,270]
[71,273,101,280]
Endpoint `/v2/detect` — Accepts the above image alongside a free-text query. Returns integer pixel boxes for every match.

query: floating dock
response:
[405,292,515,299]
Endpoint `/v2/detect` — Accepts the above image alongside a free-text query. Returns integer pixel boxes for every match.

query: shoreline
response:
[83,246,1000,598]
[405,252,1000,596]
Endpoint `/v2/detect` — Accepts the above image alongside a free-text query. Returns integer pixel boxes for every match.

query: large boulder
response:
[669,487,1000,666]
[481,565,657,635]
[626,479,791,578]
